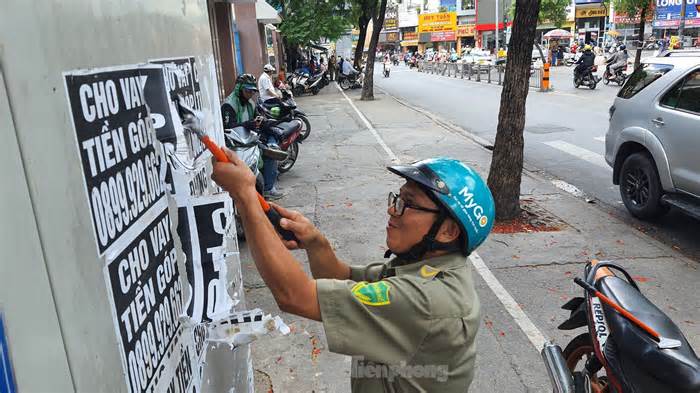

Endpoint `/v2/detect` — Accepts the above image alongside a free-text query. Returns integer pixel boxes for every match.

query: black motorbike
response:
[603,64,628,86]
[256,89,311,141]
[574,65,600,90]
[338,72,362,90]
[542,261,700,393]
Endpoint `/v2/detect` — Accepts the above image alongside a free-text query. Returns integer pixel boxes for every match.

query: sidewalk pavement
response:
[244,84,700,392]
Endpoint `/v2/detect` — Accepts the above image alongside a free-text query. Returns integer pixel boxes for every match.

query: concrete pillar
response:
[234,2,264,77]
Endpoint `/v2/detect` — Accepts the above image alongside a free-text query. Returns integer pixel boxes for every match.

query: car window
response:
[676,70,700,114]
[660,79,684,108]
[618,63,674,99]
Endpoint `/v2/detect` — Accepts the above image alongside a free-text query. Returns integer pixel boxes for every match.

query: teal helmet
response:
[388,157,495,256]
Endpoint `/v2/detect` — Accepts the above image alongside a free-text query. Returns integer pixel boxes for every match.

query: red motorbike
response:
[260,118,303,173]
[542,260,700,393]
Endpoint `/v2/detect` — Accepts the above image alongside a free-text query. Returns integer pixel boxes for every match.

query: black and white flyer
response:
[64,65,170,256]
[64,64,205,393]
[177,194,236,323]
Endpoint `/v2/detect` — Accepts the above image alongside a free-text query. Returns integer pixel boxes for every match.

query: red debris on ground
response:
[492,214,561,234]
[632,275,651,283]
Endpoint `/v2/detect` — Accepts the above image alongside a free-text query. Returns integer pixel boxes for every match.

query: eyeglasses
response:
[387,192,441,216]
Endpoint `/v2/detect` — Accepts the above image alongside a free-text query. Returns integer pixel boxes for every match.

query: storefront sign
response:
[386,32,400,42]
[431,31,456,41]
[399,10,419,27]
[575,7,608,18]
[654,0,700,27]
[418,12,457,33]
[614,12,653,24]
[384,5,398,30]
[456,24,476,37]
[400,40,419,47]
[403,31,418,41]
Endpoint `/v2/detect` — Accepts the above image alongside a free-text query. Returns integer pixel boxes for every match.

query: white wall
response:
[0,1,248,391]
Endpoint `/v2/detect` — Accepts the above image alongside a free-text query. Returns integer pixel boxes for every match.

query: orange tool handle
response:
[201,135,297,242]
[574,278,660,340]
[201,136,230,163]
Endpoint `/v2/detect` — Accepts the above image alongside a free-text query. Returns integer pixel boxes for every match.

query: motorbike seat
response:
[270,119,302,139]
[596,276,700,392]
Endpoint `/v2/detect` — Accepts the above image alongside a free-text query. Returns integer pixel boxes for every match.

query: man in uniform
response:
[212,155,495,391]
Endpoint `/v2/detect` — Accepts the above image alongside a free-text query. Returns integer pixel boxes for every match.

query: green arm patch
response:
[351,281,391,306]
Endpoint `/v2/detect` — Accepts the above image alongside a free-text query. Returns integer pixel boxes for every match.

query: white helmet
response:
[263,64,276,73]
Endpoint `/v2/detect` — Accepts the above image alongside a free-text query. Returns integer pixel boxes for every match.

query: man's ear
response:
[436,218,461,244]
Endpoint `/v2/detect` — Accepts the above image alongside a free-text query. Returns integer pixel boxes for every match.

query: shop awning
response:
[256,0,281,24]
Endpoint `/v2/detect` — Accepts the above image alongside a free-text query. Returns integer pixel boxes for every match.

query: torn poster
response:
[64,64,205,393]
[177,194,236,323]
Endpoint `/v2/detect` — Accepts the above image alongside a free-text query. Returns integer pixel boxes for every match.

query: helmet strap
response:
[385,211,461,263]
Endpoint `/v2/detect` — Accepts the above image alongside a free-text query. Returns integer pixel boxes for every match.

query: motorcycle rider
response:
[210,156,495,392]
[222,74,284,200]
[574,45,596,81]
[259,64,280,104]
[341,56,363,85]
[605,44,628,79]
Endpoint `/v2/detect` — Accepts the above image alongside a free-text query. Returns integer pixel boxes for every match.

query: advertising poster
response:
[64,64,207,393]
[418,12,457,33]
[177,195,236,323]
[654,0,700,27]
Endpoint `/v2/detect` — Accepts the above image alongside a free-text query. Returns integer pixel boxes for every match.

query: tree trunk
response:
[354,14,370,68]
[487,0,541,220]
[361,0,388,100]
[634,6,647,69]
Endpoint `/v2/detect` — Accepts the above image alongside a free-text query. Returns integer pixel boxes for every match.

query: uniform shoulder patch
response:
[419,265,441,279]
[351,281,391,306]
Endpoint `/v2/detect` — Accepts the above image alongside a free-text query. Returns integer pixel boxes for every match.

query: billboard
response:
[418,12,457,33]
[654,0,700,27]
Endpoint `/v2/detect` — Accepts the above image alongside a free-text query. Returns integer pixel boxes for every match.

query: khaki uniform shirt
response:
[316,253,480,392]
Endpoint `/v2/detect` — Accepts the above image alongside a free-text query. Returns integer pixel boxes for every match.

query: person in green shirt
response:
[212,154,496,392]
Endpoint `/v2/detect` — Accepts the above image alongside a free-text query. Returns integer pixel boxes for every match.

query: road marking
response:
[335,83,398,162]
[469,252,547,351]
[338,86,548,352]
[551,179,586,197]
[594,136,605,142]
[543,140,611,170]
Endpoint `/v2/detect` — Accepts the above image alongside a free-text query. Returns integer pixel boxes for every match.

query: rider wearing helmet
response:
[259,64,280,103]
[211,156,495,392]
[221,73,284,199]
[606,44,628,77]
[574,44,596,80]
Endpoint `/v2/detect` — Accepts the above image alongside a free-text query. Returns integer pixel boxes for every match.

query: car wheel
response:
[619,152,669,220]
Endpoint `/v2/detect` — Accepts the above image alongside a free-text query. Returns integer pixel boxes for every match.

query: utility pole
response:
[678,0,687,48]
[495,0,500,51]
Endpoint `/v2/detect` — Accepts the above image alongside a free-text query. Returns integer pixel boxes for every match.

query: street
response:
[375,61,700,262]
[247,85,700,392]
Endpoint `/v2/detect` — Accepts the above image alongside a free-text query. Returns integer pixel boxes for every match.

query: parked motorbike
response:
[338,72,363,90]
[383,62,391,78]
[258,118,304,173]
[574,65,599,90]
[256,89,311,141]
[542,261,700,393]
[288,70,326,96]
[603,64,628,86]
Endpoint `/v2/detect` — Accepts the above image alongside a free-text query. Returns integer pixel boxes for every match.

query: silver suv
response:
[605,55,700,220]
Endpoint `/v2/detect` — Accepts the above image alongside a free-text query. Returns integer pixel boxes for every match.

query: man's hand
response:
[211,147,257,201]
[270,203,323,250]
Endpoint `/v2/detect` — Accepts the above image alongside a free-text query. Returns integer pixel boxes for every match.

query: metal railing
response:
[416,61,549,91]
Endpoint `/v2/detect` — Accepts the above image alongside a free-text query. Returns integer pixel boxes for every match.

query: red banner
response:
[431,31,456,41]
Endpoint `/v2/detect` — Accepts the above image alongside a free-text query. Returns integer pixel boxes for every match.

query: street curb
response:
[372,86,698,265]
